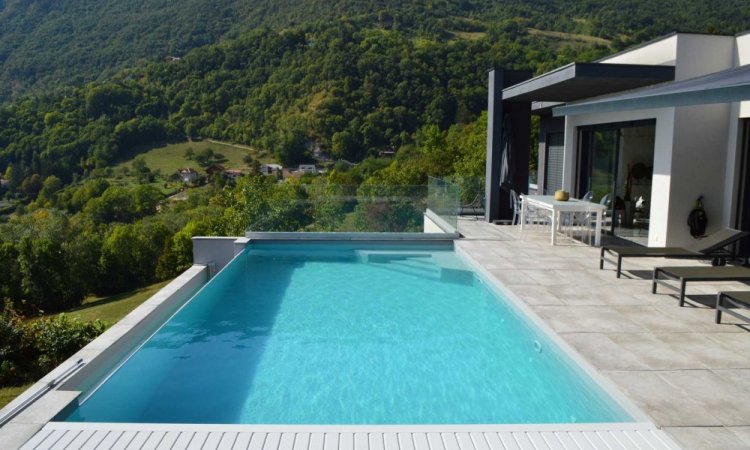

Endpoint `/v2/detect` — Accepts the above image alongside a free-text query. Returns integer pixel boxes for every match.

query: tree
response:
[37,175,63,207]
[20,174,44,198]
[194,148,215,167]
[184,147,195,160]
[131,185,163,217]
[84,186,136,223]
[131,157,154,183]
[3,164,24,191]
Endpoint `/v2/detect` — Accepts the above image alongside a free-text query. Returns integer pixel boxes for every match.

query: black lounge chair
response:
[600,228,749,278]
[652,265,750,306]
[716,291,750,324]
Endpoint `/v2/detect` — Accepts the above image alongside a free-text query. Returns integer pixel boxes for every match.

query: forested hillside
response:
[0,0,748,100]
[0,21,604,189]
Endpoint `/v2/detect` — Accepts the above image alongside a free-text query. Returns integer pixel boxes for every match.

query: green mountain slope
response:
[0,0,748,100]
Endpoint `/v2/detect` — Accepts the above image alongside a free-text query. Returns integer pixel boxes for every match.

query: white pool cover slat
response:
[19,423,681,450]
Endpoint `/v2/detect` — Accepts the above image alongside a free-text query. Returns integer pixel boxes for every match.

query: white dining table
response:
[519,195,607,246]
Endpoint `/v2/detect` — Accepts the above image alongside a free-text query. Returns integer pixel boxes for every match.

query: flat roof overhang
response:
[554,64,750,116]
[502,62,675,103]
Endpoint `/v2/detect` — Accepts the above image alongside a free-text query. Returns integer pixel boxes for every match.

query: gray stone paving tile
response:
[606,332,706,370]
[560,332,649,370]
[656,333,750,369]
[612,306,696,332]
[664,427,750,450]
[713,369,750,392]
[651,302,737,333]
[727,427,750,447]
[503,285,565,305]
[658,370,750,426]
[487,269,538,286]
[606,371,723,426]
[707,334,750,354]
[524,269,578,286]
[531,305,647,333]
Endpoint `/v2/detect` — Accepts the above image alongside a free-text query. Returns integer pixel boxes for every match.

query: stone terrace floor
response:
[456,218,750,450]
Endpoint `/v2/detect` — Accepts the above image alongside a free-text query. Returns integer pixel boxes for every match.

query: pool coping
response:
[0,235,681,450]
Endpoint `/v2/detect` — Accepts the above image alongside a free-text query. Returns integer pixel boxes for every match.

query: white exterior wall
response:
[600,35,677,67]
[563,108,675,246]
[722,33,750,228]
[738,33,750,118]
[561,33,738,246]
[670,104,732,246]
[668,35,735,245]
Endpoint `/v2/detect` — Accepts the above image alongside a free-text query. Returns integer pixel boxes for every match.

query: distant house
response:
[223,169,243,181]
[260,163,283,175]
[177,168,199,183]
[298,164,318,174]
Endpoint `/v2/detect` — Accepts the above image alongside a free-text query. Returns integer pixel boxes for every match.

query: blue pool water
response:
[63,241,632,424]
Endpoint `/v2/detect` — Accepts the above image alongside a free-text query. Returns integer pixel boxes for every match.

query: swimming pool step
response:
[21,422,681,450]
[355,251,433,263]
[432,253,476,286]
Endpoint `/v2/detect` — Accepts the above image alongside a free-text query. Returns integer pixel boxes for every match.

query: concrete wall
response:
[674,34,735,80]
[600,35,677,66]
[192,237,247,271]
[424,212,448,233]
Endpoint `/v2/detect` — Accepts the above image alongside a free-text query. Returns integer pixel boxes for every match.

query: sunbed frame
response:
[652,265,750,306]
[600,229,748,278]
[716,291,750,324]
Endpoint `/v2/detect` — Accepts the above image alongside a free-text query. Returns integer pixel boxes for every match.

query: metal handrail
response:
[0,358,85,427]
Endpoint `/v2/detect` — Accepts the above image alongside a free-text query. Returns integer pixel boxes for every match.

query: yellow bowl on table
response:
[554,190,570,201]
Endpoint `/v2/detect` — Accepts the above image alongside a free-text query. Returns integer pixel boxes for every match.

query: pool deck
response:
[456,219,750,450]
[5,223,750,449]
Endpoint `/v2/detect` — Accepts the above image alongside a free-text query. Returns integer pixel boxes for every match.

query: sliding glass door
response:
[577,120,655,244]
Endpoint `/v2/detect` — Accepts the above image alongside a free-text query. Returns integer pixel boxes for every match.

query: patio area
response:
[456,218,750,450]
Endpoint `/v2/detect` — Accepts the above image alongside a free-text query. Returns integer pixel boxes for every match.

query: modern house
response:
[486,31,750,247]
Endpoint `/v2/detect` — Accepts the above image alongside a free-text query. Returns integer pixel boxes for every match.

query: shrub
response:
[29,314,107,374]
[0,302,106,387]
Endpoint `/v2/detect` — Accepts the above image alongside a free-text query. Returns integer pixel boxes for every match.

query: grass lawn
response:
[527,28,611,46]
[0,384,34,409]
[62,279,172,324]
[113,139,274,176]
[0,280,174,409]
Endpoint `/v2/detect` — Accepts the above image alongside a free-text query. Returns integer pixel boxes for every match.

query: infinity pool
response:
[63,241,632,424]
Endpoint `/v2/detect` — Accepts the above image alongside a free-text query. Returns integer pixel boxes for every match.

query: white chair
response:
[512,189,550,227]
[564,191,597,244]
